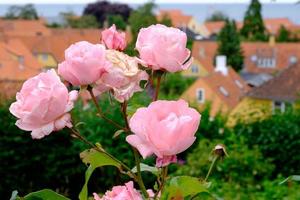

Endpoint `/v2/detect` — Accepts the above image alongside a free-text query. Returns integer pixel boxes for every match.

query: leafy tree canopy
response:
[5,4,38,20]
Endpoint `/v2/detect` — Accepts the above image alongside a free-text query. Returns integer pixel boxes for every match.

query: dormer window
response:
[219,86,229,97]
[235,80,243,89]
[196,88,205,103]
[289,56,297,65]
[257,58,275,68]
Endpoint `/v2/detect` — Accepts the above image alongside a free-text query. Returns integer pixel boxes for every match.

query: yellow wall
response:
[227,97,273,127]
[181,79,229,116]
[182,59,209,78]
[36,53,57,69]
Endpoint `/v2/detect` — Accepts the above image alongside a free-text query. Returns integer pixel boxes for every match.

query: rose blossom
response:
[93,50,148,102]
[135,24,192,72]
[9,69,78,139]
[58,41,110,86]
[101,24,127,51]
[93,181,143,200]
[126,99,201,167]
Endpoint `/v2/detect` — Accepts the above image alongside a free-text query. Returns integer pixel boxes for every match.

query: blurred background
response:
[0,0,300,199]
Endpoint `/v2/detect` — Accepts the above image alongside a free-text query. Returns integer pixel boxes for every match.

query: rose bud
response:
[101,24,127,51]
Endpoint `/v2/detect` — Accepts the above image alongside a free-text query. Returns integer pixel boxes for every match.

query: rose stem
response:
[204,156,219,182]
[121,101,149,198]
[154,166,168,199]
[153,72,162,101]
[87,86,127,131]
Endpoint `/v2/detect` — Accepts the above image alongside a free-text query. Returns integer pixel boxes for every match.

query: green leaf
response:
[21,189,69,200]
[279,175,300,185]
[161,176,209,200]
[79,149,121,200]
[132,163,159,176]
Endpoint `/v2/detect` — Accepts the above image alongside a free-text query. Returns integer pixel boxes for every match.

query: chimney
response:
[215,55,228,76]
[269,35,276,47]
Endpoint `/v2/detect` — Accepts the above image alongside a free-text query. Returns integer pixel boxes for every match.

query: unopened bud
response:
[213,144,228,158]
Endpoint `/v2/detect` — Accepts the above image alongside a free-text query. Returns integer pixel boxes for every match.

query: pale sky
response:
[0,0,298,4]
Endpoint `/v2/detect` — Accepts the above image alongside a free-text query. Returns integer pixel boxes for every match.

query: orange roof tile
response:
[203,21,225,36]
[264,18,294,35]
[192,41,300,75]
[0,19,51,37]
[157,9,193,28]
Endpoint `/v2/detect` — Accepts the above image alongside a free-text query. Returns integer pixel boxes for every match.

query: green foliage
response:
[128,2,157,41]
[161,176,209,200]
[79,149,122,200]
[234,109,300,176]
[17,189,69,200]
[159,72,196,99]
[5,4,38,20]
[206,11,228,22]
[0,102,84,199]
[240,0,268,41]
[159,14,172,27]
[65,14,99,28]
[276,25,294,42]
[107,15,127,30]
[217,19,244,71]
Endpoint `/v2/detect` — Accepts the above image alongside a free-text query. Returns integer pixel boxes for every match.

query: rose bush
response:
[10,24,216,200]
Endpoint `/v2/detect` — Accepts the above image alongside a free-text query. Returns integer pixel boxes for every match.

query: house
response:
[156,9,204,37]
[189,40,300,87]
[8,28,103,69]
[228,62,300,126]
[182,41,216,77]
[0,39,42,99]
[181,56,250,116]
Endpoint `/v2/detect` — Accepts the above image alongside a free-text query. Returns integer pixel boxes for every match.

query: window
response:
[257,58,276,68]
[235,80,243,89]
[191,64,199,73]
[196,88,205,103]
[289,56,297,65]
[18,56,24,64]
[272,101,285,113]
[42,53,48,61]
[219,86,229,97]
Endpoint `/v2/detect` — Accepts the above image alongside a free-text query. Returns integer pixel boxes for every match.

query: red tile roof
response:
[192,41,300,75]
[0,19,51,37]
[157,9,193,28]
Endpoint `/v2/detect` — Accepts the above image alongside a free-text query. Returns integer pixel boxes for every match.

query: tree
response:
[107,15,127,30]
[206,10,228,22]
[159,14,172,27]
[217,19,244,72]
[5,4,38,20]
[83,1,132,27]
[276,25,291,42]
[128,2,157,40]
[240,0,267,41]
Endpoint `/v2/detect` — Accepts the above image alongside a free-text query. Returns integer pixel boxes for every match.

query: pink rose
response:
[9,69,78,139]
[101,24,127,51]
[95,181,143,200]
[58,41,110,86]
[136,24,192,72]
[93,50,148,102]
[126,99,201,167]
